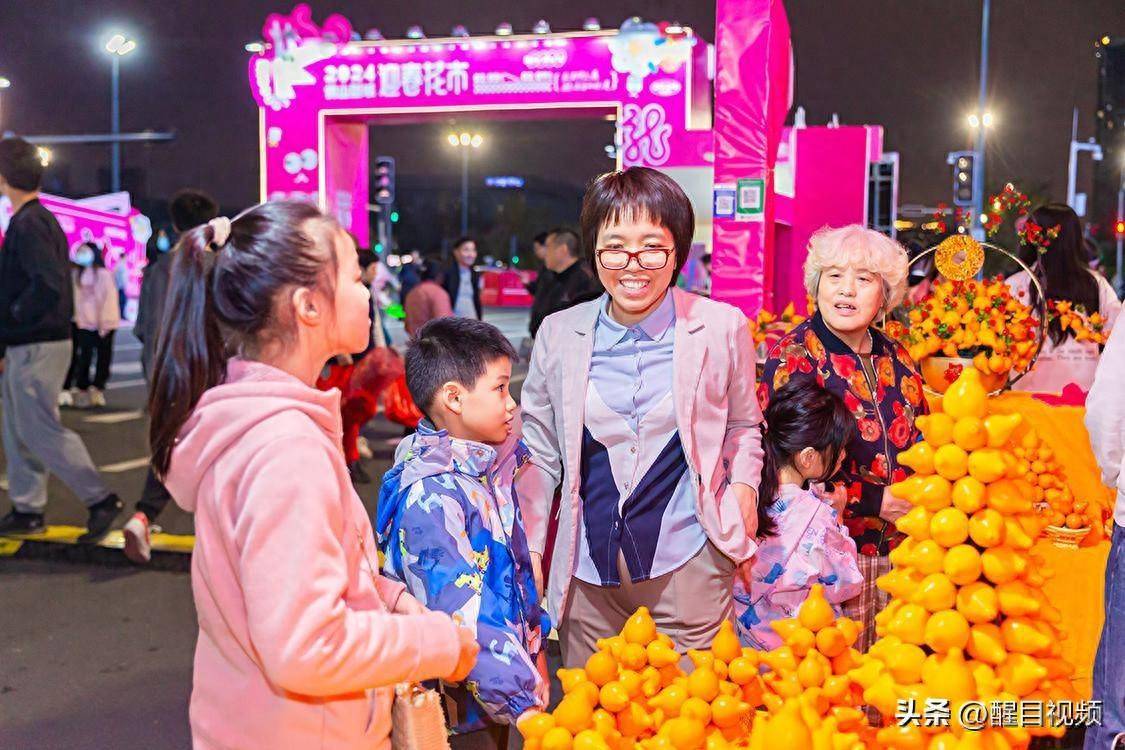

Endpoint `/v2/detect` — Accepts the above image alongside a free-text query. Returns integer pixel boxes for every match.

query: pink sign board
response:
[0,194,152,304]
[249,5,714,245]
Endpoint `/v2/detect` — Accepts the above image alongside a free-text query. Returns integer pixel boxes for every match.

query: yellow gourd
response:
[920,648,976,703]
[797,584,836,633]
[951,476,987,514]
[983,414,1022,448]
[924,609,971,652]
[914,573,957,612]
[995,581,1040,617]
[1000,618,1052,655]
[887,603,930,645]
[907,539,946,575]
[884,642,928,684]
[996,654,1048,697]
[943,544,983,586]
[916,413,955,447]
[647,641,681,669]
[943,368,988,419]
[955,581,1000,624]
[711,621,742,664]
[896,506,934,541]
[930,508,971,548]
[875,722,927,749]
[968,509,1006,548]
[966,623,1007,666]
[624,606,658,645]
[984,479,1032,515]
[918,475,954,512]
[967,448,1006,484]
[898,442,936,475]
[933,444,970,481]
[981,547,1026,585]
[952,416,987,451]
[761,699,813,750]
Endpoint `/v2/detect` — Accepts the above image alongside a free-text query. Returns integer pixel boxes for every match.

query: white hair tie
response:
[208,217,231,249]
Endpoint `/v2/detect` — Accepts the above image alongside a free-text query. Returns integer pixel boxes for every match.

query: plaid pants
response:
[841,553,892,654]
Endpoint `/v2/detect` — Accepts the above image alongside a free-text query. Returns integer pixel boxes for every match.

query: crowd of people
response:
[0,132,1123,749]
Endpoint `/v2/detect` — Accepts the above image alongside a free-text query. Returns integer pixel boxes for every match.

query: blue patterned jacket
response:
[375,421,547,733]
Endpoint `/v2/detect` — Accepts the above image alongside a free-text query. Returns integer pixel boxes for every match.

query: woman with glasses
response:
[517,167,765,666]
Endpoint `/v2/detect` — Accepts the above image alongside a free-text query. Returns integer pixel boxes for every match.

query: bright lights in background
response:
[451,25,469,38]
[583,17,601,31]
[405,25,425,39]
[449,131,484,148]
[532,20,551,34]
[0,77,10,89]
[967,112,994,129]
[495,23,513,36]
[244,41,265,53]
[105,33,137,56]
[36,147,51,166]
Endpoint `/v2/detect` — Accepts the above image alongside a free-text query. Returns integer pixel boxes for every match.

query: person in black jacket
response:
[121,188,218,563]
[0,138,121,540]
[528,227,603,338]
[443,236,482,320]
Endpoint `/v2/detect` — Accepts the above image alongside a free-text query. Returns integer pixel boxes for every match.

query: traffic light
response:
[390,210,400,223]
[952,153,975,207]
[374,156,395,206]
[1115,218,1125,239]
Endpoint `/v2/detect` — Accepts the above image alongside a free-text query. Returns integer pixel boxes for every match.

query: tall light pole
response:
[447,131,482,236]
[969,0,991,239]
[104,33,137,193]
[0,77,10,134]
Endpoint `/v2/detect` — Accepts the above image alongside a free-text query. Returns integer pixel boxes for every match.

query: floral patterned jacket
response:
[758,312,928,556]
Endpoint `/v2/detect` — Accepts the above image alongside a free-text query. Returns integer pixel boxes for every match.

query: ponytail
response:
[148,224,229,476]
[756,378,856,539]
[148,201,339,477]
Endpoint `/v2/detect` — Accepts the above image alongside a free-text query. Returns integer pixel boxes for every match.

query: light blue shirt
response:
[575,291,706,585]
[453,265,475,318]
[590,291,677,432]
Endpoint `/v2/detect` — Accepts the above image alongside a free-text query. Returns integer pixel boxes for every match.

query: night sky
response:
[0,0,1118,213]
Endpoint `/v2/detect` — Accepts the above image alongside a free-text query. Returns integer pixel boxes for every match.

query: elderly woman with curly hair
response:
[759,225,928,651]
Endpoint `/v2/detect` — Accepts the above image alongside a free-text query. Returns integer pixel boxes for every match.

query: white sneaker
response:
[357,436,373,460]
[88,388,106,408]
[122,512,151,564]
[57,390,73,407]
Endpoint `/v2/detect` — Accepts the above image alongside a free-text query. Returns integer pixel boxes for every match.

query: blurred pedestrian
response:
[122,188,218,563]
[0,137,122,540]
[528,227,602,338]
[65,242,119,408]
[404,258,453,336]
[443,236,482,319]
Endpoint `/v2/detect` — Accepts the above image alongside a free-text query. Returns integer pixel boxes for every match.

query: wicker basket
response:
[1044,525,1090,550]
[392,683,450,750]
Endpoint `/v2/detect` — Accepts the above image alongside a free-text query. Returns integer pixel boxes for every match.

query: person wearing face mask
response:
[758,224,927,652]
[60,243,119,408]
[518,167,765,667]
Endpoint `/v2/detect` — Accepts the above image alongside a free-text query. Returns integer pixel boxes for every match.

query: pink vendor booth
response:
[249,2,894,315]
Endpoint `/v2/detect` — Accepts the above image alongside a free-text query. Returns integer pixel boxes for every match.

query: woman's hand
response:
[879,487,913,523]
[445,626,479,683]
[393,591,426,616]
[729,482,758,539]
[736,558,755,590]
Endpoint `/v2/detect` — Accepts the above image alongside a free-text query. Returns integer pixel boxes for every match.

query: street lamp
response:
[104,32,137,193]
[36,147,51,167]
[0,77,9,134]
[447,131,482,235]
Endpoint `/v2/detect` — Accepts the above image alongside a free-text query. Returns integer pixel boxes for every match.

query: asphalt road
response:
[0,308,534,750]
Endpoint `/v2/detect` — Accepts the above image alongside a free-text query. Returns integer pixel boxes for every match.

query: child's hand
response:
[534,650,550,706]
[445,626,479,683]
[529,552,544,596]
[393,592,426,616]
[736,558,755,590]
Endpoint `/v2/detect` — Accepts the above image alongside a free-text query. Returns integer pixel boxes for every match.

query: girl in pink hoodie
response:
[148,201,478,750]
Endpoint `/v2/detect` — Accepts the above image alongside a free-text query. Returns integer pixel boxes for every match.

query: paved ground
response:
[0,308,534,750]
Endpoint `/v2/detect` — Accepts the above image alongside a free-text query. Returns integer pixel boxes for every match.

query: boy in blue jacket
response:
[376,317,548,749]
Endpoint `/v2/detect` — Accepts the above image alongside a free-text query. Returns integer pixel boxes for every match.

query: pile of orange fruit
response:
[749,301,808,353]
[1012,428,1105,543]
[900,278,1038,376]
[855,368,1077,748]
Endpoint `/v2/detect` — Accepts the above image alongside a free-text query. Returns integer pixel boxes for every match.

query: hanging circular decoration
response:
[934,234,985,281]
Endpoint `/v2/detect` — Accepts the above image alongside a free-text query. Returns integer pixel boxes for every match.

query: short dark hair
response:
[533,231,549,246]
[0,138,45,191]
[452,236,476,251]
[357,249,378,269]
[579,166,695,280]
[419,258,445,282]
[547,227,581,259]
[405,317,517,418]
[168,189,219,232]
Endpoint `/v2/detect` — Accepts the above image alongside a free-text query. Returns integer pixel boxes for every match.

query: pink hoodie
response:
[166,359,461,750]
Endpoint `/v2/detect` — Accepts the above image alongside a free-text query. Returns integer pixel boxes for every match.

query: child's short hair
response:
[168,189,219,232]
[405,317,517,418]
[0,138,45,192]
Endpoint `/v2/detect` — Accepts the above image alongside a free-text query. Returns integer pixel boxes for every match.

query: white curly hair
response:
[803,224,910,313]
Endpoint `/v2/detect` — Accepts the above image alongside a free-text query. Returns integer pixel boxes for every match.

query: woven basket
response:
[391,683,450,750]
[1044,525,1090,550]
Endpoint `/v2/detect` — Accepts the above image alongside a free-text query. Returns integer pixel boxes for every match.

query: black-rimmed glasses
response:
[595,246,674,271]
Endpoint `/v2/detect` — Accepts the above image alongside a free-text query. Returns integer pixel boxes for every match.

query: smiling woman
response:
[759,224,926,653]
[517,167,766,668]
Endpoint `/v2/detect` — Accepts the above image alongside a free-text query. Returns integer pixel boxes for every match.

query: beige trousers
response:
[558,542,736,668]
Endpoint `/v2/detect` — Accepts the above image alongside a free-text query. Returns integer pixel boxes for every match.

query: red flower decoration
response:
[830,353,856,379]
[888,415,912,448]
[858,418,882,442]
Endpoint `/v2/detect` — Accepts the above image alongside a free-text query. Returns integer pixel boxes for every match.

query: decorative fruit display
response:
[857,368,1078,746]
[749,301,808,360]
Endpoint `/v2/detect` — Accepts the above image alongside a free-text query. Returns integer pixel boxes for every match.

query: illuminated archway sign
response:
[247,4,848,314]
[249,6,713,248]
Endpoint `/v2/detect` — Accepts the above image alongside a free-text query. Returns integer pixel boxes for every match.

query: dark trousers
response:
[449,723,509,750]
[66,329,114,390]
[136,467,173,523]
